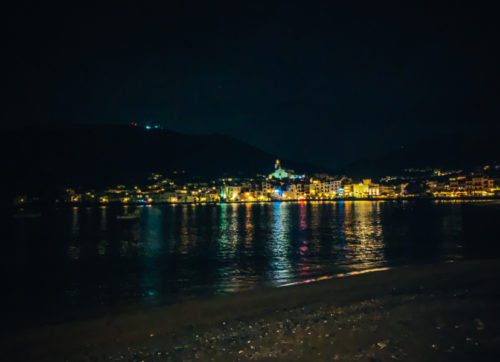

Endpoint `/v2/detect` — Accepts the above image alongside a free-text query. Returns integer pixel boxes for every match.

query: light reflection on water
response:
[343,202,385,270]
[6,200,500,315]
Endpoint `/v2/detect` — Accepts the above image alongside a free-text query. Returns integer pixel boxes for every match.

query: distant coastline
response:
[13,195,500,209]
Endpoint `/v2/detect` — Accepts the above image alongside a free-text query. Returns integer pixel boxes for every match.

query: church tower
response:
[275,159,281,170]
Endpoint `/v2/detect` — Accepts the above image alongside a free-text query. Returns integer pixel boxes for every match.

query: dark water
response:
[3,200,500,323]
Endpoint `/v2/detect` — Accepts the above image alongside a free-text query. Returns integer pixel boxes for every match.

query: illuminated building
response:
[351,179,380,198]
[63,189,81,203]
[449,176,466,195]
[261,180,273,194]
[304,176,345,199]
[220,185,242,201]
[399,183,409,196]
[271,186,284,200]
[325,178,342,196]
[465,177,494,195]
[427,174,497,197]
[379,185,397,197]
[204,188,221,202]
[352,182,369,198]
[152,192,177,203]
[309,178,322,197]
[240,191,256,201]
[343,184,353,197]
[268,159,300,180]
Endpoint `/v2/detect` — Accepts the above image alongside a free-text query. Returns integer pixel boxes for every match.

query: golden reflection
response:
[68,206,80,260]
[96,206,108,256]
[308,203,321,251]
[341,201,385,270]
[217,204,240,258]
[279,267,391,287]
[244,203,254,249]
[178,205,190,254]
[99,205,107,231]
[297,202,310,276]
[299,202,307,231]
[269,202,293,284]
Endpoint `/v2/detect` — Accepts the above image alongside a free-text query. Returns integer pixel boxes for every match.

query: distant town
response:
[14,156,500,206]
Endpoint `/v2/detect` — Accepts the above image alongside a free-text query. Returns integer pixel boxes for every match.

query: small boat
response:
[14,212,42,219]
[117,209,141,221]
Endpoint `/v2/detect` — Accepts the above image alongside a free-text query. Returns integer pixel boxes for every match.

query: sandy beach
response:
[2,259,500,361]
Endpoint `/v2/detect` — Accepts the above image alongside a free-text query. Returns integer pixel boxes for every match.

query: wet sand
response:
[2,259,500,361]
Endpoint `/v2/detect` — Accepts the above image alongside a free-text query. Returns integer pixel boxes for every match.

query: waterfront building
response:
[152,191,179,203]
[465,176,495,195]
[220,185,242,201]
[342,184,353,197]
[282,183,307,200]
[322,177,342,197]
[449,176,466,194]
[261,180,274,194]
[309,178,322,197]
[379,184,397,197]
[349,179,380,198]
[352,182,368,198]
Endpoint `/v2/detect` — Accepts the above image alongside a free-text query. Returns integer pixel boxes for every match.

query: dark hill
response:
[339,134,500,179]
[3,124,322,194]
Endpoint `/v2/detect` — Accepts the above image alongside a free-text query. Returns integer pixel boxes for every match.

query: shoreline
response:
[3,259,500,361]
[14,196,500,209]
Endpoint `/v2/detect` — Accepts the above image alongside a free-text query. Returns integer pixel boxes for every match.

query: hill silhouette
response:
[3,125,498,198]
[3,124,322,195]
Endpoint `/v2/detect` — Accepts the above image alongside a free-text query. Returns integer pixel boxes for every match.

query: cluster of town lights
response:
[14,159,498,206]
[46,159,498,206]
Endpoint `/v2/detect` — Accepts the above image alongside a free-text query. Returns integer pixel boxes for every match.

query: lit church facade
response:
[268,159,300,180]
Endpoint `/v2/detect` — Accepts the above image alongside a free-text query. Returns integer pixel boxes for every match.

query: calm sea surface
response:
[3,200,500,323]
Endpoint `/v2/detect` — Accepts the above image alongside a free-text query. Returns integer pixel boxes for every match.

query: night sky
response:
[3,1,499,168]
